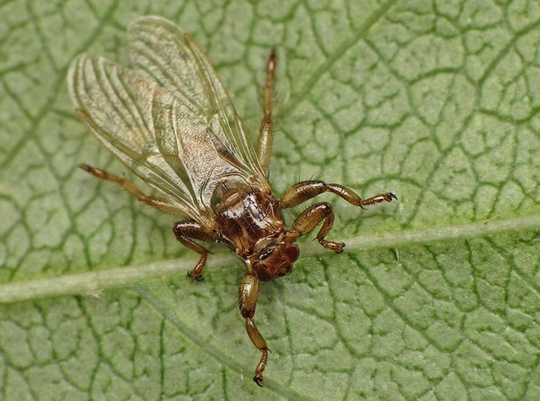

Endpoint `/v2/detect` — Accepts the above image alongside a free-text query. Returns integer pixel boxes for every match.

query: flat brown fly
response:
[68,16,396,386]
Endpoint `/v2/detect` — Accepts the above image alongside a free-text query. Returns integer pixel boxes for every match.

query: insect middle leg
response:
[280,180,397,209]
[238,274,268,387]
[80,164,180,215]
[173,221,216,280]
[257,49,277,173]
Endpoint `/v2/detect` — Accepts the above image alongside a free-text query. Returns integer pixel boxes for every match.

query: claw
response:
[187,271,204,281]
[253,374,264,387]
[386,192,398,202]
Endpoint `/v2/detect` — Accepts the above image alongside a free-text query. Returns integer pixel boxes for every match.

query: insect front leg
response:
[257,49,277,173]
[238,274,269,387]
[172,221,216,280]
[285,202,345,252]
[80,164,180,214]
[280,180,397,209]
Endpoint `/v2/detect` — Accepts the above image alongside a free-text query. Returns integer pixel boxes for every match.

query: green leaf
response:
[1,0,540,400]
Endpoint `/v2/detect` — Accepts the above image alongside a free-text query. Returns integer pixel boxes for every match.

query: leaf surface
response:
[1,1,539,400]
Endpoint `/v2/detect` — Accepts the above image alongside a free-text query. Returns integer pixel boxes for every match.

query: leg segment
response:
[238,274,269,387]
[173,221,216,280]
[80,164,180,215]
[257,49,277,173]
[280,180,397,209]
[285,202,345,252]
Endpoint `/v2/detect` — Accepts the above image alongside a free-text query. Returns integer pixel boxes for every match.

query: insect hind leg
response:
[257,49,277,174]
[79,164,179,214]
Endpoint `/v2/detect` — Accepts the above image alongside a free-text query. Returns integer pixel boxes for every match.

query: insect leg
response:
[80,164,180,214]
[238,274,269,387]
[280,180,397,209]
[285,202,345,252]
[257,49,277,173]
[172,221,216,280]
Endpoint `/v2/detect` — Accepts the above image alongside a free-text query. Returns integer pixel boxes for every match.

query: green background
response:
[1,0,540,400]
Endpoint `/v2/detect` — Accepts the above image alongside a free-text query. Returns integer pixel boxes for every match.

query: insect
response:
[68,16,396,386]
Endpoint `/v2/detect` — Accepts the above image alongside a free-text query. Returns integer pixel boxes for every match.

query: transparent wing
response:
[68,53,265,226]
[127,16,267,183]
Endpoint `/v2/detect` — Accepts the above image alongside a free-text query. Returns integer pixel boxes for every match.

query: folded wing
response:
[68,17,269,226]
[128,16,265,181]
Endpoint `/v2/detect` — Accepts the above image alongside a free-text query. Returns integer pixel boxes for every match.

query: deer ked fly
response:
[68,16,397,386]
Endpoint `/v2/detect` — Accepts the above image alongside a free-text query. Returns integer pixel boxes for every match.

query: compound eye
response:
[260,248,274,260]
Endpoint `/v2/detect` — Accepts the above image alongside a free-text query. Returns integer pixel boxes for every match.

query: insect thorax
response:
[214,186,284,254]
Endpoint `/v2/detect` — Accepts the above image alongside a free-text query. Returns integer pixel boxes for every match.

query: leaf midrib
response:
[1,214,538,304]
